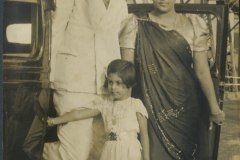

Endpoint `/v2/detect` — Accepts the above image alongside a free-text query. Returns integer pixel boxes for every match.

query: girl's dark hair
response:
[105,59,136,88]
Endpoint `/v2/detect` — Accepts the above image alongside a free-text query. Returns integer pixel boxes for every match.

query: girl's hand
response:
[47,117,56,127]
[209,110,225,130]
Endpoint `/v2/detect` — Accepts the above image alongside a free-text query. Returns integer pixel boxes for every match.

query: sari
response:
[135,17,203,160]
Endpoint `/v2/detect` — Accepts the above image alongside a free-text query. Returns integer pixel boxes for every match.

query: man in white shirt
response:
[43,0,128,160]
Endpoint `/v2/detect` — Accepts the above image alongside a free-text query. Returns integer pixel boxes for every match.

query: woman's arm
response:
[48,109,100,126]
[119,14,138,63]
[193,51,225,124]
[137,113,150,160]
[120,48,135,63]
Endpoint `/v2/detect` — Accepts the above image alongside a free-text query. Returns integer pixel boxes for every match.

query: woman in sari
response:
[120,0,225,159]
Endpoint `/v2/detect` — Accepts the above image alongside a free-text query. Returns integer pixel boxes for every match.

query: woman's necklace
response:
[149,12,178,30]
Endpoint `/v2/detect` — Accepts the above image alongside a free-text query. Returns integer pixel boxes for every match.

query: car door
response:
[3,0,54,159]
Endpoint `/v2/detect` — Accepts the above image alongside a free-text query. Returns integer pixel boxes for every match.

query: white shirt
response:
[50,0,128,94]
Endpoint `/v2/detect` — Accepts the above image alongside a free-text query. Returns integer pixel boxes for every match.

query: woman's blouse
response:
[119,13,209,53]
[86,97,148,133]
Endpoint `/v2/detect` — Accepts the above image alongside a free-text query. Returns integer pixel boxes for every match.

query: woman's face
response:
[152,0,176,13]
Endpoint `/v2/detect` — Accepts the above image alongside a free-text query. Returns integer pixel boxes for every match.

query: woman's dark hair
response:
[105,59,136,88]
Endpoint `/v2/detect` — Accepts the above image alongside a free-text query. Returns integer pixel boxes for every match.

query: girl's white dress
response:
[87,97,148,160]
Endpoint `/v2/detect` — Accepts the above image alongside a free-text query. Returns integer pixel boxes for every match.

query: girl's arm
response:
[137,113,150,160]
[48,109,100,126]
[193,51,225,125]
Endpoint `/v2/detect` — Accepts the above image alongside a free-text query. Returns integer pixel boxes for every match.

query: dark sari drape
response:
[135,18,202,160]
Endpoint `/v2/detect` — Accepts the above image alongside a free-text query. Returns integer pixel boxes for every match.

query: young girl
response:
[47,59,150,160]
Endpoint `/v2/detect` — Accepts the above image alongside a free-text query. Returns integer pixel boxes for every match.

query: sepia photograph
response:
[1,0,239,160]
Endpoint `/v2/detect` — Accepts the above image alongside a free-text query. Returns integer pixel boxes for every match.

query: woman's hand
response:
[209,110,225,130]
[210,110,225,125]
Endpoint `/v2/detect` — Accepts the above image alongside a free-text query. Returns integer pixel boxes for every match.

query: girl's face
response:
[107,73,131,101]
[152,0,175,13]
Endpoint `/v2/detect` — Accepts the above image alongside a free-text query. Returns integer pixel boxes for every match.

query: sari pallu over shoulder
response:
[135,17,202,160]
